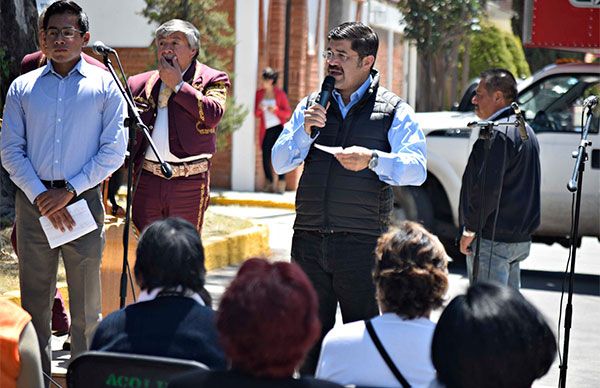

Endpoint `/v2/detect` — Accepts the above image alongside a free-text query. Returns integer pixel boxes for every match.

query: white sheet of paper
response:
[314,144,344,154]
[39,199,98,249]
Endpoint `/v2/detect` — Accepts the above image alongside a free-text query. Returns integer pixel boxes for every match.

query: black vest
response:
[294,72,402,236]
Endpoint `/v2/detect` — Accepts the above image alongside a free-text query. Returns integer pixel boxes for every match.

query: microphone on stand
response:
[511,102,529,141]
[583,95,598,109]
[311,75,335,138]
[92,41,116,56]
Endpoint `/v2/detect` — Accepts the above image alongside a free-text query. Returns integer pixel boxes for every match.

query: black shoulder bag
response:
[364,319,411,388]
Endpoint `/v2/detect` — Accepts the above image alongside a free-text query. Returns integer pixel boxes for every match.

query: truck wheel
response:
[393,186,434,230]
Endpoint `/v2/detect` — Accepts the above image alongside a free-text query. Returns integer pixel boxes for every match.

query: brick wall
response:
[393,32,405,97]
[210,0,236,188]
[371,27,405,97]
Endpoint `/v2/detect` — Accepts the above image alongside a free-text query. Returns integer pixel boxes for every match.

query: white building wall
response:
[231,0,259,191]
[38,0,156,47]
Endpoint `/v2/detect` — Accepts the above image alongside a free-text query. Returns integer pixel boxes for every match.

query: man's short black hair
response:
[262,67,279,84]
[432,282,557,388]
[43,0,89,34]
[327,22,378,60]
[480,68,518,103]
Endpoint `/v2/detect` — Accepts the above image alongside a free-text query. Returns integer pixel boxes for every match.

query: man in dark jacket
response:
[272,22,426,374]
[459,68,541,291]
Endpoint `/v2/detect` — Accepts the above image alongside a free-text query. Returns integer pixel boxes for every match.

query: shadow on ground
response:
[448,262,600,296]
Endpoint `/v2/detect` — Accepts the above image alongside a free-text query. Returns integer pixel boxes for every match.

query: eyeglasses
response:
[322,50,357,63]
[44,27,84,40]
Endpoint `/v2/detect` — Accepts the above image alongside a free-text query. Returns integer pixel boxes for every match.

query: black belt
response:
[41,180,67,189]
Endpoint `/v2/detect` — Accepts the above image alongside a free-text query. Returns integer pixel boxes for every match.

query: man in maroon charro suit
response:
[128,19,230,233]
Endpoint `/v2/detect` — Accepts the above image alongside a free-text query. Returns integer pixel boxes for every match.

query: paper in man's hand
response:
[314,144,344,155]
[39,199,98,249]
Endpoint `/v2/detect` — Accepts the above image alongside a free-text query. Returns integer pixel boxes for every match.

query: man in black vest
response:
[272,22,427,374]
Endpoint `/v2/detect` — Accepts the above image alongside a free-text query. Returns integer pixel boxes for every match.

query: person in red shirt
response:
[255,67,292,193]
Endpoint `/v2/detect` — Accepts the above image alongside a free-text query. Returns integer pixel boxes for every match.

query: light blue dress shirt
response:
[1,57,128,203]
[271,75,427,186]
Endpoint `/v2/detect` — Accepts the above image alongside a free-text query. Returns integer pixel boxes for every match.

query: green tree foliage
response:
[397,0,484,110]
[469,23,530,80]
[141,0,246,149]
[505,34,531,79]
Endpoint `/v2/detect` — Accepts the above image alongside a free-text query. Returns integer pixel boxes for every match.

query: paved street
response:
[208,204,600,388]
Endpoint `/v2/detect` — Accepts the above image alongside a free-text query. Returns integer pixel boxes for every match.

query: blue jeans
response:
[291,230,380,374]
[467,238,531,290]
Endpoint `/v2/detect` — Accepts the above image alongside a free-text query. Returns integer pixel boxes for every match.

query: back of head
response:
[42,0,89,33]
[328,22,378,60]
[217,259,321,378]
[134,218,208,300]
[431,282,557,388]
[374,221,448,319]
[480,68,518,103]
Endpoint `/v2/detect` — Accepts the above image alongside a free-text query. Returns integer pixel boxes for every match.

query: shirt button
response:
[56,139,60,143]
[57,118,61,122]
[59,98,62,102]
[55,160,59,164]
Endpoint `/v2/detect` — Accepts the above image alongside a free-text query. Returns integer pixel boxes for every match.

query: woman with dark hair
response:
[255,67,292,193]
[171,259,343,388]
[316,221,448,387]
[90,218,226,369]
[431,282,557,388]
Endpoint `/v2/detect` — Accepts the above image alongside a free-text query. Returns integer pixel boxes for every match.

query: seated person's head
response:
[134,218,210,304]
[217,259,320,378]
[431,282,557,388]
[373,221,448,318]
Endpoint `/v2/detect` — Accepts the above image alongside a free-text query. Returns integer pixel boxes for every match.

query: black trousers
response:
[261,124,285,183]
[291,229,380,375]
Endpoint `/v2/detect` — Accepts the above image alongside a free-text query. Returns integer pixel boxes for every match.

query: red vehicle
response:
[523,0,599,53]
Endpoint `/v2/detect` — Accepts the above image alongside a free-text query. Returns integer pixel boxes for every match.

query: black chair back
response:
[67,351,208,388]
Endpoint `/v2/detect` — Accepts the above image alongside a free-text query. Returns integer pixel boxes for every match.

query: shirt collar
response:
[488,105,513,120]
[137,286,206,306]
[41,55,87,78]
[332,74,373,106]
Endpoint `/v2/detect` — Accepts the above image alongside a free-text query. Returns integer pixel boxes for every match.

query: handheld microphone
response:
[511,102,529,141]
[583,95,599,109]
[311,76,335,138]
[317,76,335,107]
[92,41,116,56]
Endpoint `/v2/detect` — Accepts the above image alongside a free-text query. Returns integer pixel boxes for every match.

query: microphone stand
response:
[466,119,519,282]
[99,52,172,309]
[559,102,596,388]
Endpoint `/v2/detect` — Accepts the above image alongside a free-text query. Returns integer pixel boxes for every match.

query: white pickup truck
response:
[396,62,600,256]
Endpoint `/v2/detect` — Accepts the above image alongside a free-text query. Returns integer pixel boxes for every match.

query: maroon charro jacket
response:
[20,51,107,74]
[127,60,230,171]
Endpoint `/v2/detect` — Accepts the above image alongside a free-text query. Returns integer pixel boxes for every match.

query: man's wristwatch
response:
[65,182,76,196]
[368,151,379,170]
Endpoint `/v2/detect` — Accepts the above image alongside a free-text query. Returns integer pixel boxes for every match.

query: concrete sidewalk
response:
[210,189,295,209]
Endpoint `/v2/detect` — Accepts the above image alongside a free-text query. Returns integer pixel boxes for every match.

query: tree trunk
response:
[461,36,472,93]
[448,40,461,109]
[0,0,38,225]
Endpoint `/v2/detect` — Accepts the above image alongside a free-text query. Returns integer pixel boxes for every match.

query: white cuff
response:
[462,228,476,237]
